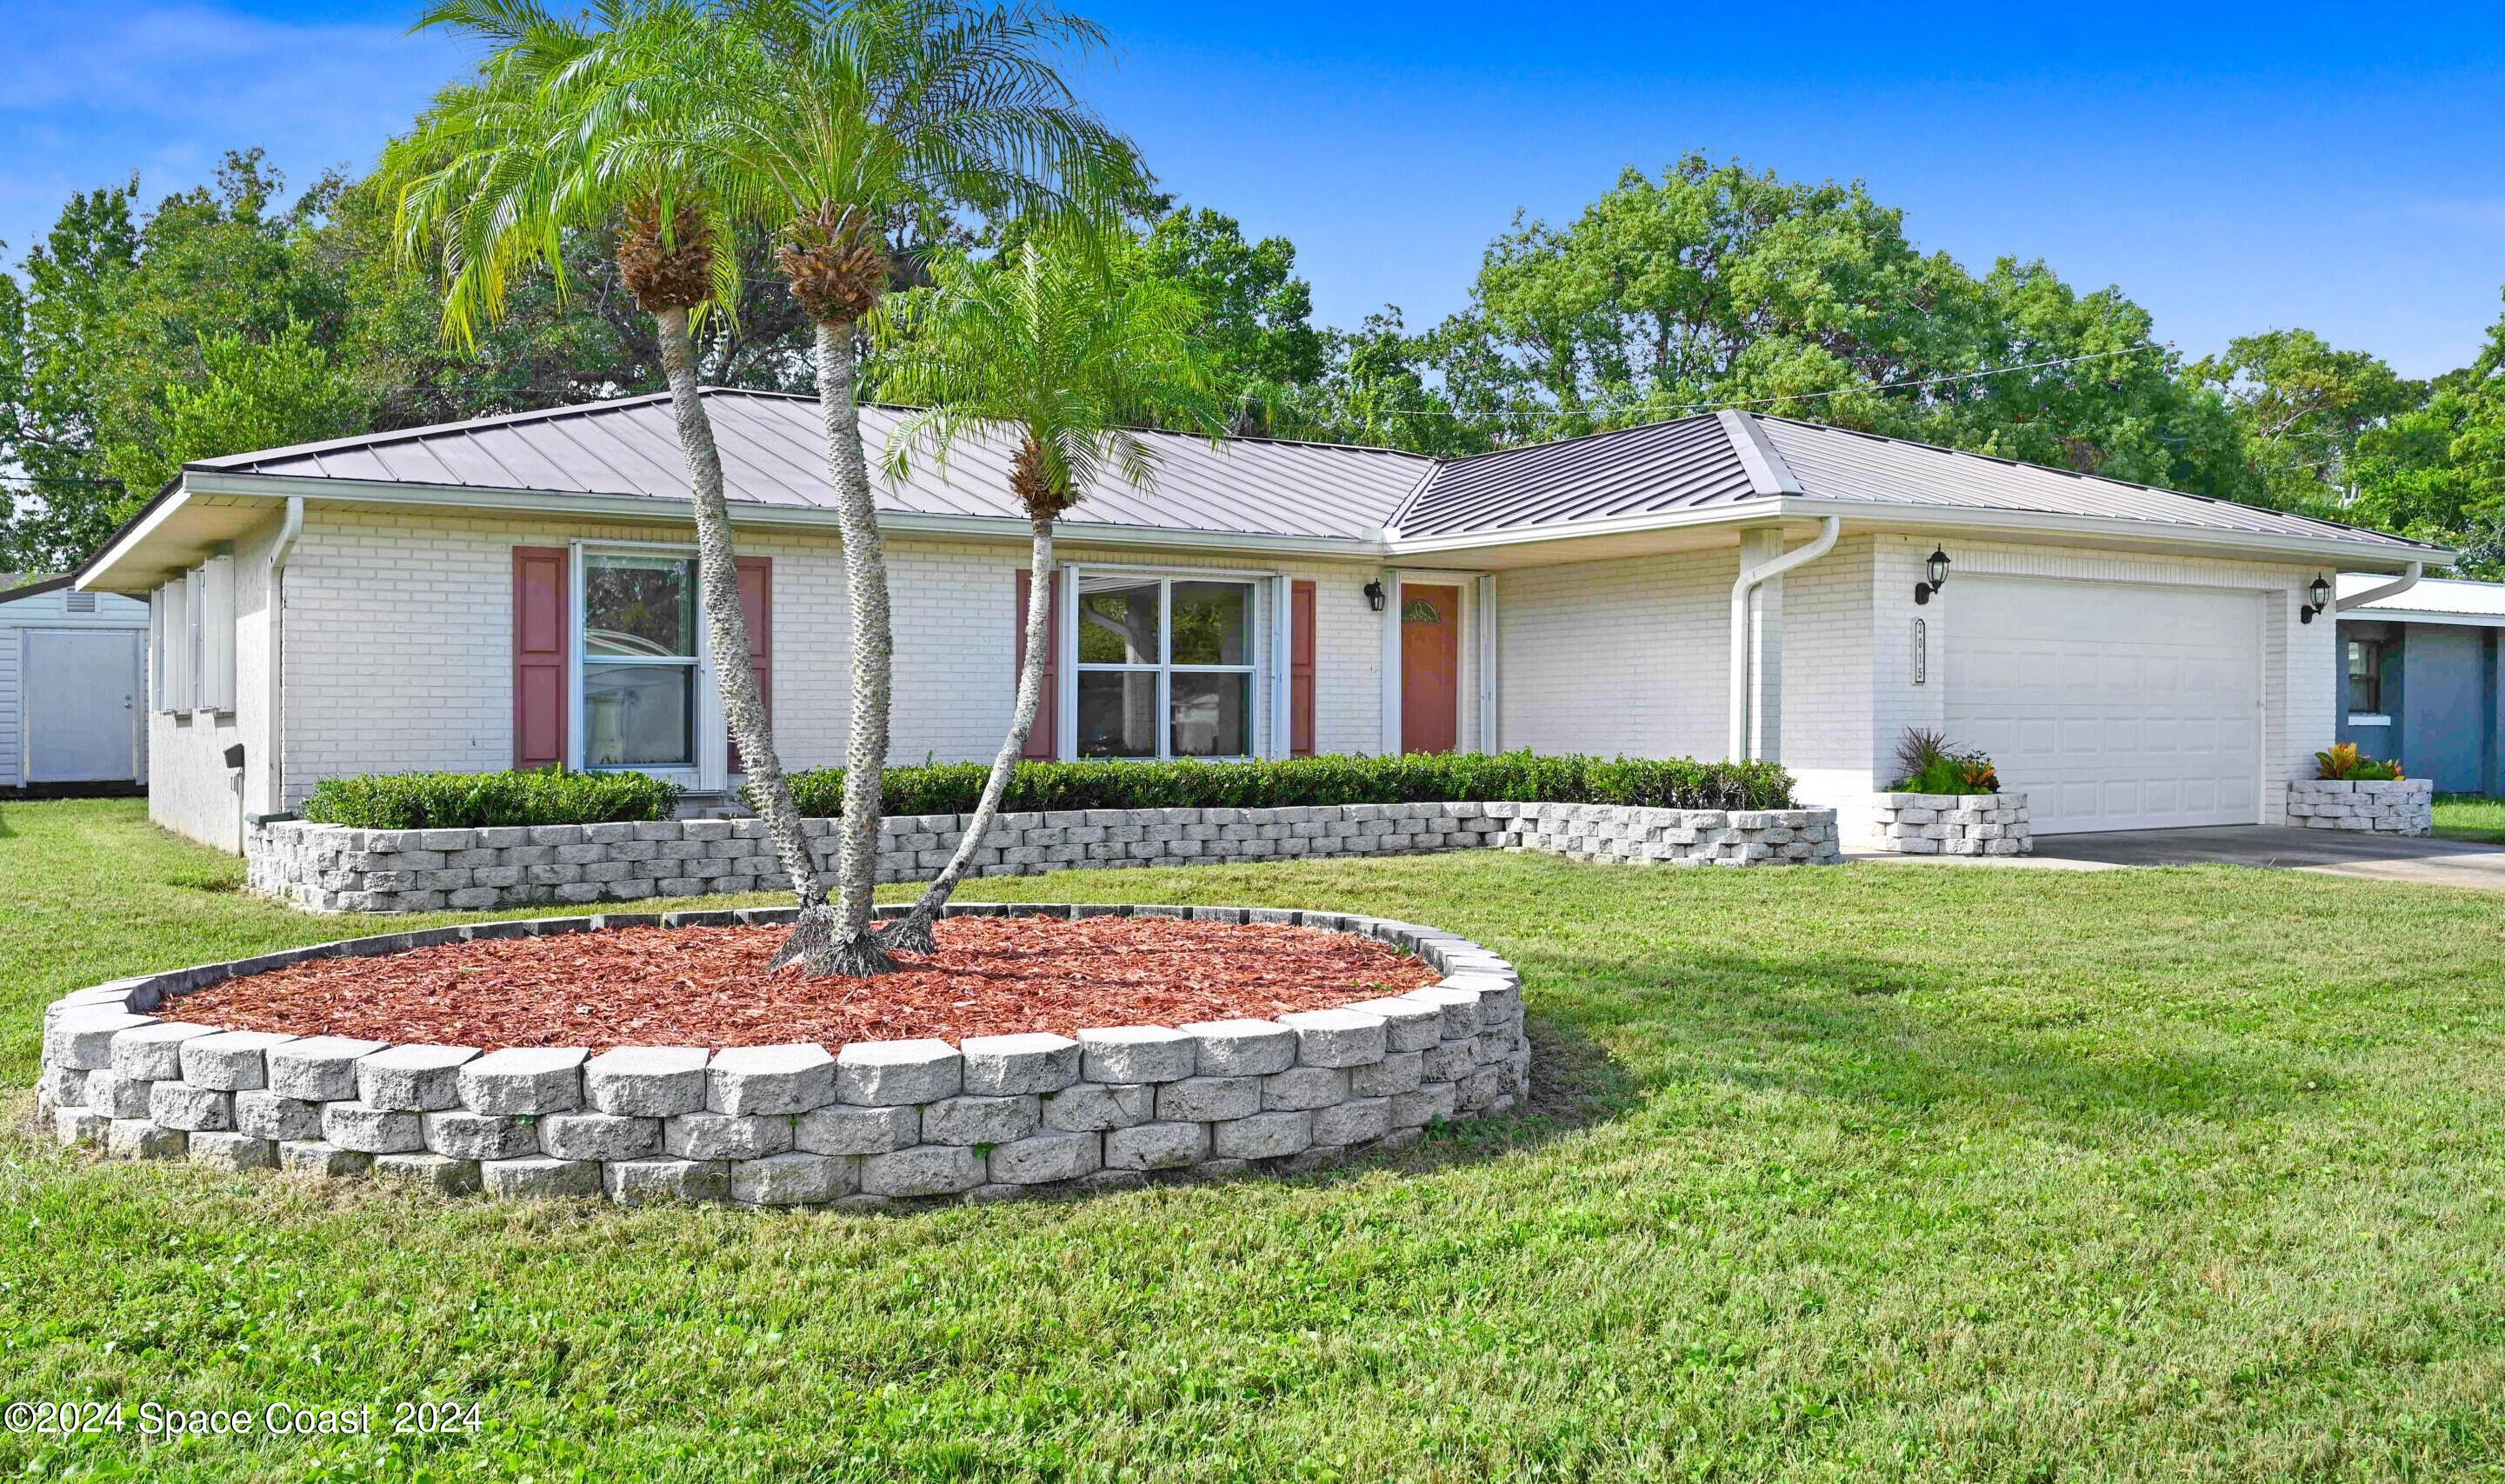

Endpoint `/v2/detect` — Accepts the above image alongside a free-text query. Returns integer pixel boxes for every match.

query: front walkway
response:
[1862,824,2505,892]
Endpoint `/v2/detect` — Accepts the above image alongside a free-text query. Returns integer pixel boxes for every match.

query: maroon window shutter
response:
[1290,579,1316,757]
[512,547,569,769]
[730,556,771,773]
[1016,569,1060,760]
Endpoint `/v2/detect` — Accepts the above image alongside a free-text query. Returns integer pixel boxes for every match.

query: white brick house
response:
[70,390,2444,852]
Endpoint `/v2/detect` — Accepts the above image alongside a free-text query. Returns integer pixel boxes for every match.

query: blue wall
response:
[2335,618,2499,793]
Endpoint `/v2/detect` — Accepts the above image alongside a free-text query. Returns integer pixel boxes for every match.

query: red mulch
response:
[173,915,1440,1052]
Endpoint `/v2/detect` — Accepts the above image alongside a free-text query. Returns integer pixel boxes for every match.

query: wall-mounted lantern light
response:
[2302,574,2332,624]
[1363,580,1388,614]
[1914,547,1951,605]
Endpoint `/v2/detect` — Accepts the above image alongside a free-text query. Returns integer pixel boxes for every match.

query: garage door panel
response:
[1946,577,2262,835]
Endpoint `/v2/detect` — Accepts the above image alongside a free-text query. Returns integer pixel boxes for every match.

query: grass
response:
[7,797,2505,1481]
[2435,794,2505,844]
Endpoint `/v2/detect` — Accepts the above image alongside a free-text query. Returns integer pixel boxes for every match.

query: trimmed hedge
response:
[300,769,684,830]
[775,751,1794,818]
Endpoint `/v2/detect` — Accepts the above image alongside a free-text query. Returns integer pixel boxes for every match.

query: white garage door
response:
[1943,577,2262,835]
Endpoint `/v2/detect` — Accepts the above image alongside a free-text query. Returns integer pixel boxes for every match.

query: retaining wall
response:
[2286,778,2433,835]
[248,801,1843,914]
[1862,792,2033,856]
[36,905,1525,1208]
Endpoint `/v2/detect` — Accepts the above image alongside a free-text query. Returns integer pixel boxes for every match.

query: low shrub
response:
[773,750,1795,819]
[2315,741,2404,782]
[300,768,684,829]
[1889,727,1999,795]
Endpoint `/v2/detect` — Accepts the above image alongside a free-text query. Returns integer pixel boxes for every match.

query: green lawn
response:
[2435,794,2505,844]
[8,798,2505,1481]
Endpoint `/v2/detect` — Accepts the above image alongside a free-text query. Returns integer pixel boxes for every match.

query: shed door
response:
[23,629,141,782]
[1943,577,2262,834]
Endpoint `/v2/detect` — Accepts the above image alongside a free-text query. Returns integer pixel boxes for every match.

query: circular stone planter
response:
[35,903,1529,1208]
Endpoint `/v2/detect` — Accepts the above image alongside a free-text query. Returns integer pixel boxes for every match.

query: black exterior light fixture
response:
[2302,574,2333,624]
[1914,546,1951,605]
[1363,580,1388,613]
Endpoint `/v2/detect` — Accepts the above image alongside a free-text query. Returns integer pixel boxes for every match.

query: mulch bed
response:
[173,915,1442,1052]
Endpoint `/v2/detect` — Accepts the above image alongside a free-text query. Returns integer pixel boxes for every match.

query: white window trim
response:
[569,540,724,790]
[2347,713,2393,728]
[1061,563,1275,763]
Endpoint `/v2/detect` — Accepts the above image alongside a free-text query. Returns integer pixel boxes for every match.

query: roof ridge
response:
[1716,410,1802,496]
[185,389,685,471]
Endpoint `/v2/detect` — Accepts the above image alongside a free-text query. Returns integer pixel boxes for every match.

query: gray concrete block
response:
[663,1111,792,1161]
[603,1157,729,1206]
[423,1109,542,1161]
[357,1044,480,1111]
[188,1131,279,1172]
[1421,1042,1476,1083]
[836,1039,962,1107]
[1040,1081,1155,1132]
[375,1153,483,1195]
[1276,1009,1388,1068]
[858,1144,985,1198]
[1103,1121,1209,1171]
[321,1100,426,1154]
[456,1047,586,1115]
[90,1070,157,1120]
[583,1046,711,1115]
[1154,1075,1261,1123]
[150,1081,235,1132]
[107,1119,187,1161]
[47,1009,160,1070]
[1312,1097,1392,1147]
[1391,1081,1459,1128]
[109,1021,218,1081]
[37,1063,89,1109]
[536,1111,663,1162]
[266,1036,392,1102]
[1399,986,1483,1040]
[989,1130,1102,1184]
[480,1155,603,1199]
[278,1141,372,1178]
[1349,1051,1424,1099]
[708,1042,837,1115]
[1211,1110,1312,1161]
[54,1106,108,1147]
[1341,997,1445,1053]
[795,1103,920,1155]
[958,1033,1082,1095]
[730,1151,856,1207]
[1077,1026,1195,1084]
[919,1095,1043,1147]
[234,1090,324,1141]
[1175,1019,1296,1076]
[1261,1065,1349,1112]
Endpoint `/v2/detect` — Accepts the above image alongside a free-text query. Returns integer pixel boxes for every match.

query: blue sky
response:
[6,1,2502,376]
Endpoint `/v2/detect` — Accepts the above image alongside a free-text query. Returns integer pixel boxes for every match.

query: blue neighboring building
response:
[2335,574,2505,795]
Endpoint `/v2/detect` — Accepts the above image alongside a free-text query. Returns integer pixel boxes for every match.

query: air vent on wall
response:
[63,591,95,613]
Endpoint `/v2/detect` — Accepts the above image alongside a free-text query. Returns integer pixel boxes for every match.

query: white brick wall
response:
[1494,545,1736,759]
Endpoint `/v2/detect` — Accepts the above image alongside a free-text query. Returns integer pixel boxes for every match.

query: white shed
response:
[0,576,150,790]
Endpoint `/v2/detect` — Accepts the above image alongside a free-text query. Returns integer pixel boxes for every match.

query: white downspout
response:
[1727,516,1841,761]
[2335,561,2424,614]
[260,496,304,816]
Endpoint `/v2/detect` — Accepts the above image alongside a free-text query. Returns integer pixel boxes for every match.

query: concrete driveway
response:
[2032,825,2505,891]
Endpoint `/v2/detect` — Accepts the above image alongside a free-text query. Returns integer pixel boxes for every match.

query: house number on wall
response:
[1912,618,1928,685]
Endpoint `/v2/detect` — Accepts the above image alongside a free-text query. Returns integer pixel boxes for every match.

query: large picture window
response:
[582,550,699,769]
[1073,573,1257,760]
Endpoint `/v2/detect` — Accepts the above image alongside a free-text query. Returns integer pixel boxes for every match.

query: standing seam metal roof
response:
[186,389,2446,556]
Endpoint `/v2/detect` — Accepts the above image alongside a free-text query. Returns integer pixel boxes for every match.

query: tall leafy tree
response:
[1135,204,1322,430]
[383,0,832,941]
[2191,329,2419,512]
[869,226,1217,951]
[682,0,1139,976]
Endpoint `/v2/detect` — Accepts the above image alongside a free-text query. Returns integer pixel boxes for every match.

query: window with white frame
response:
[1072,572,1260,760]
[581,549,702,770]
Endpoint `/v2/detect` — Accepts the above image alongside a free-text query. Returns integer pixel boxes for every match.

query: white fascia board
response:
[2337,606,2505,630]
[178,470,1389,560]
[76,487,196,590]
[1775,496,2450,571]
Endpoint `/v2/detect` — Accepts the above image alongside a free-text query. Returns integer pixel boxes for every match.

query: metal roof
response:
[1750,416,2440,555]
[173,389,2446,561]
[194,389,1436,543]
[2339,572,2505,617]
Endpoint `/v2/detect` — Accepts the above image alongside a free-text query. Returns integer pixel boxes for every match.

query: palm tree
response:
[870,228,1217,951]
[382,0,834,925]
[693,0,1141,976]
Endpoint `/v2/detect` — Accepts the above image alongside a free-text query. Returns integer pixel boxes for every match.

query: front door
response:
[23,629,141,782]
[1399,583,1461,755]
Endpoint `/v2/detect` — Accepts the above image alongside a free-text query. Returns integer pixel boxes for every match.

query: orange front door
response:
[1400,583,1462,755]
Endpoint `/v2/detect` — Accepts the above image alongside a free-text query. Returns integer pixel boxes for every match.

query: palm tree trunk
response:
[884,514,1054,955]
[652,306,827,914]
[779,315,895,977]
